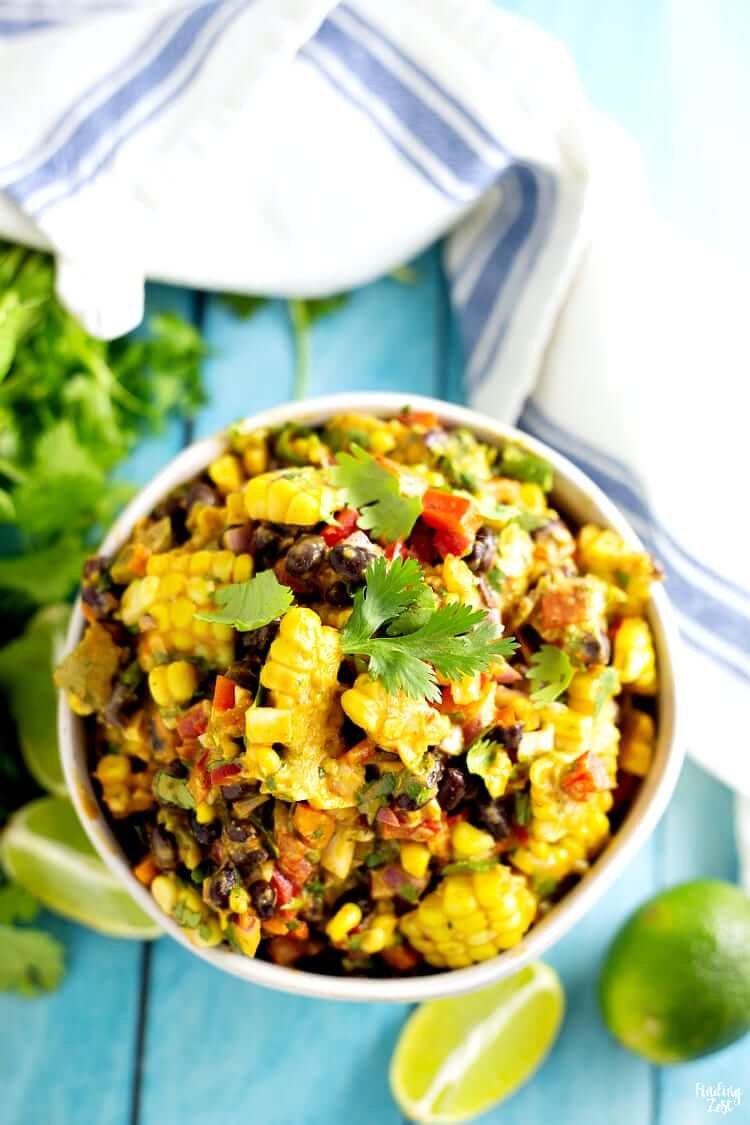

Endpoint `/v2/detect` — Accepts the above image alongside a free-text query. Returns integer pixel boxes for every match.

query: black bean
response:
[395,793,420,812]
[238,620,279,657]
[208,866,240,910]
[249,880,276,919]
[149,825,177,870]
[579,632,611,666]
[326,580,350,607]
[329,544,372,583]
[466,526,496,574]
[226,824,249,842]
[188,812,220,847]
[286,535,326,577]
[251,524,283,569]
[476,799,512,840]
[492,722,524,753]
[437,767,466,811]
[221,781,256,801]
[187,479,220,509]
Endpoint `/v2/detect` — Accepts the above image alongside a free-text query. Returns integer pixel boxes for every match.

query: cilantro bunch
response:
[0,241,205,613]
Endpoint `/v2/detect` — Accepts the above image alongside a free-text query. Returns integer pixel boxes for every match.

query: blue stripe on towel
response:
[4,1,234,212]
[312,18,505,191]
[518,399,750,677]
[336,4,506,156]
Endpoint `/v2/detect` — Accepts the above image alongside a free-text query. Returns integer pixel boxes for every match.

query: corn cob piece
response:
[94,753,155,818]
[511,833,588,883]
[244,608,348,807]
[244,467,337,525]
[577,525,659,613]
[341,674,451,770]
[614,617,657,694]
[537,702,593,761]
[119,548,252,670]
[208,453,244,495]
[528,752,612,844]
[567,666,621,716]
[400,864,536,968]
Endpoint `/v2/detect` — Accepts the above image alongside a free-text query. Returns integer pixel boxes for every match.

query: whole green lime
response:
[599,880,750,1063]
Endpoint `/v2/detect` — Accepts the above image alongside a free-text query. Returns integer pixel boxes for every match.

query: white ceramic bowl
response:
[59,392,684,1002]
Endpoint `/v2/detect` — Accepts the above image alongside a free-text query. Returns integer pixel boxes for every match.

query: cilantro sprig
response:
[341,557,517,702]
[196,569,293,631]
[526,644,574,703]
[331,444,422,542]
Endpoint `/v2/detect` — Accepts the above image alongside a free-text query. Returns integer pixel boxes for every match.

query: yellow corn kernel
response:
[538,704,593,761]
[518,482,547,513]
[230,916,261,957]
[195,801,215,825]
[245,707,292,745]
[151,874,178,915]
[166,660,198,703]
[208,453,243,495]
[242,439,268,477]
[620,709,655,777]
[614,617,657,693]
[326,903,363,944]
[369,429,397,454]
[95,754,131,783]
[449,672,484,705]
[400,841,431,880]
[228,886,250,914]
[148,660,198,706]
[120,575,161,625]
[341,674,450,770]
[359,928,387,954]
[232,554,253,582]
[442,555,476,601]
[255,745,282,778]
[321,833,356,879]
[451,820,495,860]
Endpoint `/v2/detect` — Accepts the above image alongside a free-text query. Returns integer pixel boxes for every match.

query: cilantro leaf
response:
[195,569,293,632]
[0,883,40,925]
[443,858,499,875]
[466,736,501,780]
[341,560,517,702]
[221,294,269,319]
[332,444,422,542]
[0,923,65,996]
[342,556,424,647]
[500,445,554,491]
[526,644,574,703]
[288,295,350,399]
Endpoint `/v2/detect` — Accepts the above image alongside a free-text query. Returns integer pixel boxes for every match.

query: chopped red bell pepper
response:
[409,520,436,564]
[212,674,235,712]
[270,868,296,907]
[434,525,473,558]
[176,701,210,741]
[405,411,439,429]
[209,762,242,786]
[322,507,360,546]
[421,489,473,532]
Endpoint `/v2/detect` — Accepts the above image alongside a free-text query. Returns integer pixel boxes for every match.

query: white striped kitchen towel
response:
[1,1,749,858]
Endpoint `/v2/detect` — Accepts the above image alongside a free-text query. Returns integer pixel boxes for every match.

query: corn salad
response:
[57,410,661,977]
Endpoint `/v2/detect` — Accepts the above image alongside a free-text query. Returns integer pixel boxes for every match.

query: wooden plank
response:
[139,257,441,1125]
[655,761,746,1125]
[0,283,197,1125]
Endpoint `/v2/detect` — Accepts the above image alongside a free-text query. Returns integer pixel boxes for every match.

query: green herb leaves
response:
[499,445,554,491]
[526,644,574,703]
[196,569,293,632]
[0,881,64,997]
[341,557,517,702]
[332,445,421,542]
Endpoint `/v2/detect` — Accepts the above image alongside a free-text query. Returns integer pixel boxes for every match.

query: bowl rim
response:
[58,391,685,1003]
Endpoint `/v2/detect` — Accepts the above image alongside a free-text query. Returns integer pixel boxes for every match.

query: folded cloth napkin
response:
[2,2,748,875]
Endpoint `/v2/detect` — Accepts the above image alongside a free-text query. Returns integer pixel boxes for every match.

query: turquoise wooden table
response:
[2,3,749,1123]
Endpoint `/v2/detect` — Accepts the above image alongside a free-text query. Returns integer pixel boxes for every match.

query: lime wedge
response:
[390,963,564,1124]
[0,604,69,796]
[1,796,161,940]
